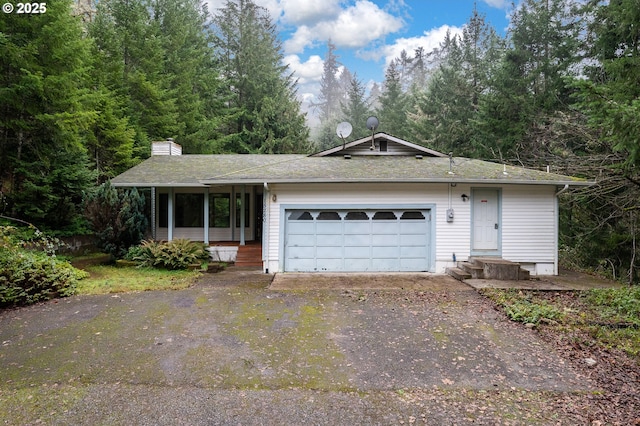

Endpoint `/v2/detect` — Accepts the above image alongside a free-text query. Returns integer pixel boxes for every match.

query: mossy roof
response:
[110,154,592,187]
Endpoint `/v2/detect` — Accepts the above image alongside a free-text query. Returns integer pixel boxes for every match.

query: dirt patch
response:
[271,272,472,291]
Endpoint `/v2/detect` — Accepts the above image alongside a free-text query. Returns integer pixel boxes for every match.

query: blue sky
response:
[209,0,512,114]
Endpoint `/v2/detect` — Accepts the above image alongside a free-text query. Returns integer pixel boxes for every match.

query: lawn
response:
[75,265,202,294]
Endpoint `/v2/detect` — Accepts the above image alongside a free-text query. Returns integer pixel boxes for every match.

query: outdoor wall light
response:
[272,194,277,202]
[461,194,469,202]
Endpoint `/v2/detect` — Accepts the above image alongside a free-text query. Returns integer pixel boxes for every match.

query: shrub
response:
[0,226,88,308]
[84,182,148,258]
[133,239,209,270]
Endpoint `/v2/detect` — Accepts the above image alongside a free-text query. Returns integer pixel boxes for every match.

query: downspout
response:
[553,184,569,275]
[263,182,270,273]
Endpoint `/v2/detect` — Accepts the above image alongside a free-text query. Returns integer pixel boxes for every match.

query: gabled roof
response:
[312,132,446,157]
[110,154,593,187]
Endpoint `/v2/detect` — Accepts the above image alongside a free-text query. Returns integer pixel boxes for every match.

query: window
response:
[289,211,313,220]
[159,193,168,227]
[400,211,425,220]
[235,193,250,228]
[175,193,204,227]
[372,211,397,220]
[317,211,341,220]
[209,193,230,228]
[345,211,369,220]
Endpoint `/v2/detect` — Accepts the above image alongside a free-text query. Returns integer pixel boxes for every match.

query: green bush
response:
[133,239,209,270]
[0,226,88,308]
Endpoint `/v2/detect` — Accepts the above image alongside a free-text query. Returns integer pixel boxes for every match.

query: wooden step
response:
[235,244,262,267]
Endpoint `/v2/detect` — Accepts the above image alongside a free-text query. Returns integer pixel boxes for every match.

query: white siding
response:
[501,185,556,264]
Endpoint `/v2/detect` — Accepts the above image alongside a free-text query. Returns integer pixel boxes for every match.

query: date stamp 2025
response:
[3,2,47,14]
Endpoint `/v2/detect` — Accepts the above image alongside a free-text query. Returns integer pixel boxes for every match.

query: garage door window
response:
[372,211,397,220]
[345,211,368,220]
[401,211,425,220]
[289,211,313,220]
[317,211,340,220]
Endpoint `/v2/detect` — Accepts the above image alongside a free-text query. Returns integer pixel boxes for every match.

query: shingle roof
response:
[110,154,592,187]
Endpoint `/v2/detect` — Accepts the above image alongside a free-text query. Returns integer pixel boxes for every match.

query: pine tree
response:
[340,74,373,140]
[377,60,410,138]
[0,0,96,231]
[211,0,309,153]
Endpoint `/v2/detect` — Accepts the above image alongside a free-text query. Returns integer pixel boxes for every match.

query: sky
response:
[207,0,513,122]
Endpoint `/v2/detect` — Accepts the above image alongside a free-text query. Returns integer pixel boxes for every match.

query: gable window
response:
[209,193,230,228]
[175,193,204,227]
[379,140,387,152]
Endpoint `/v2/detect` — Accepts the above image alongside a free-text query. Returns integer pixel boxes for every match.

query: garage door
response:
[284,209,431,272]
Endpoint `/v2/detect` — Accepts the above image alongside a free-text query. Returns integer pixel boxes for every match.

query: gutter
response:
[555,184,570,196]
[263,182,270,273]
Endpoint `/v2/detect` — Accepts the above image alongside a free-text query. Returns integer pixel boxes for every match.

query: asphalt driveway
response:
[0,269,596,425]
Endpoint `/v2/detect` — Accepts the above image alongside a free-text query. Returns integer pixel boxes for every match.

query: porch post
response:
[240,184,246,246]
[167,188,174,241]
[151,187,156,240]
[204,187,209,244]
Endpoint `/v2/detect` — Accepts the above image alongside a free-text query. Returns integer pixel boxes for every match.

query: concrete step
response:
[446,267,471,281]
[458,261,484,279]
[469,257,529,281]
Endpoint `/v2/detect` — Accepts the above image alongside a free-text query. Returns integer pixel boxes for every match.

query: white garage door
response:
[284,209,431,272]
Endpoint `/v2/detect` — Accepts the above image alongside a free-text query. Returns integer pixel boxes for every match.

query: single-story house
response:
[111,133,592,275]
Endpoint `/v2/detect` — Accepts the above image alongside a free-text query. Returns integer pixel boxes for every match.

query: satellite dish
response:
[366,116,379,131]
[336,122,352,139]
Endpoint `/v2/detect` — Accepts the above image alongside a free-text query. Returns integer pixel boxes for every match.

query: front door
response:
[472,188,500,252]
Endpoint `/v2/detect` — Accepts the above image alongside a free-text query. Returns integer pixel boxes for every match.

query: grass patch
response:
[76,265,201,294]
[481,287,640,358]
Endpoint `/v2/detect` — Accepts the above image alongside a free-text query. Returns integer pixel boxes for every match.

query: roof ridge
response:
[204,155,305,180]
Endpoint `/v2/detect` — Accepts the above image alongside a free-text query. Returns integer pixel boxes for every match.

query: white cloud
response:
[284,54,324,86]
[280,0,342,25]
[482,0,509,8]
[360,24,464,68]
[283,0,405,54]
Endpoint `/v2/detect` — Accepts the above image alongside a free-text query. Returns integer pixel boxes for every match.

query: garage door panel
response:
[372,222,399,234]
[287,258,315,272]
[316,234,342,246]
[371,234,399,246]
[346,234,371,246]
[372,246,399,258]
[345,222,370,234]
[373,259,398,271]
[400,234,426,245]
[344,246,370,258]
[400,258,428,270]
[316,258,342,271]
[287,222,315,234]
[344,259,371,271]
[316,222,341,233]
[285,208,431,272]
[400,246,428,257]
[316,246,342,258]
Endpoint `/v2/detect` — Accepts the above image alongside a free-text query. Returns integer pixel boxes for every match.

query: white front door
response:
[472,189,500,252]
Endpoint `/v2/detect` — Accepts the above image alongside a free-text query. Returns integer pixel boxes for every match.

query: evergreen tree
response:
[340,74,373,140]
[90,0,179,157]
[211,0,310,153]
[0,0,96,231]
[377,60,410,138]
